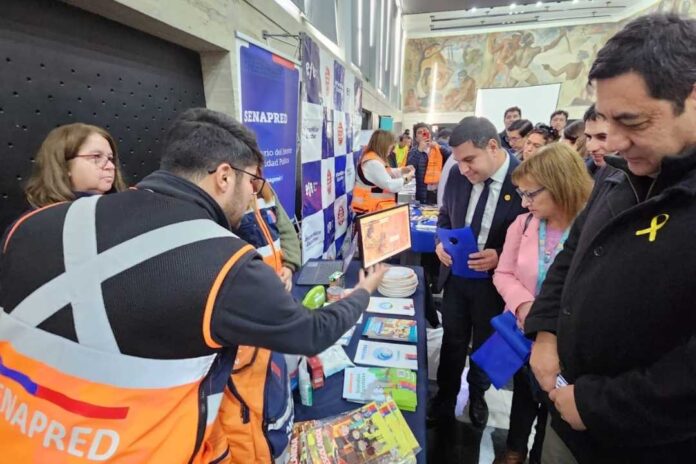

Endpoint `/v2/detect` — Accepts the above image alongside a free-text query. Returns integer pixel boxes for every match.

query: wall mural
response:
[403,0,695,115]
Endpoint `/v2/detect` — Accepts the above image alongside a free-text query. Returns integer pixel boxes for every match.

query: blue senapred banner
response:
[240,42,299,216]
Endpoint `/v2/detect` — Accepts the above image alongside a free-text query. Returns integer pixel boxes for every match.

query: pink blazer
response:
[493,213,539,315]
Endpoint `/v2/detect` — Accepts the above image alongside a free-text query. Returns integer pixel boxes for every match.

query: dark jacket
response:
[407,144,450,204]
[525,150,696,463]
[498,130,512,152]
[0,171,369,358]
[436,152,525,291]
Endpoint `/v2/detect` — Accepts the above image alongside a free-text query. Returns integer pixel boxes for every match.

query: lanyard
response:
[536,219,570,295]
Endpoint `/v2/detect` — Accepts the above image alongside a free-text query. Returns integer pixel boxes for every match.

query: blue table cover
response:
[292,261,428,463]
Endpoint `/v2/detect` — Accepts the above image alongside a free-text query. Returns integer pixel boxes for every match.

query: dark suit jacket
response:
[436,153,526,291]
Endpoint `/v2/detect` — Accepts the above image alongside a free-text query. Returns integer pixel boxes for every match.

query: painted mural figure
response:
[543,50,593,105]
[508,31,568,86]
[416,43,453,106]
[484,33,522,87]
[443,69,477,111]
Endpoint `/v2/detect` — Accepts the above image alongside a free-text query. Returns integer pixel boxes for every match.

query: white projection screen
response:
[475,84,562,132]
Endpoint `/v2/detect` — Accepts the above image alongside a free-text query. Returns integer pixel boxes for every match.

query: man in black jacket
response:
[526,14,696,463]
[0,108,386,461]
[430,116,525,427]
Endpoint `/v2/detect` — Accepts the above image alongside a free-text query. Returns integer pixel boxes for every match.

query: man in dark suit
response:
[430,116,526,427]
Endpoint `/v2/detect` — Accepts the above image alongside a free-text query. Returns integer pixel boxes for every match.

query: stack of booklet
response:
[343,367,418,412]
[288,398,420,464]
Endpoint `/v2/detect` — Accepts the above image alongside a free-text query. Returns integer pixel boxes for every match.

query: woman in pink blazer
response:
[492,143,593,464]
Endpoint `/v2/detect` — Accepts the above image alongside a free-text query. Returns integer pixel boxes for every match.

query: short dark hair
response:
[588,13,696,114]
[507,119,534,137]
[450,116,500,149]
[504,106,522,118]
[160,108,264,180]
[530,123,560,143]
[550,110,569,121]
[398,133,411,142]
[413,122,431,137]
[437,128,452,139]
[563,120,585,143]
[583,104,603,123]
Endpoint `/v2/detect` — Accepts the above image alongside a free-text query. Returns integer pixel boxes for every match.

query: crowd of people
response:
[0,11,695,464]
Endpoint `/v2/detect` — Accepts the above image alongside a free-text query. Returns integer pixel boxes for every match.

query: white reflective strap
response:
[62,196,119,352]
[11,215,233,332]
[256,239,282,258]
[267,381,294,431]
[256,198,276,210]
[206,392,224,425]
[0,310,216,389]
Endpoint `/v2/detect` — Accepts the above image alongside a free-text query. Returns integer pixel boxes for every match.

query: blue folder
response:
[471,311,533,389]
[437,227,489,279]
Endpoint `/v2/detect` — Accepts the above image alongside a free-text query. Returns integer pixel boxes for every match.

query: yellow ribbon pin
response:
[635,214,669,242]
[504,194,511,201]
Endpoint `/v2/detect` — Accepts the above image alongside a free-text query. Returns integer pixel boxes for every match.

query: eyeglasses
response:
[516,186,546,203]
[208,164,266,194]
[74,153,114,169]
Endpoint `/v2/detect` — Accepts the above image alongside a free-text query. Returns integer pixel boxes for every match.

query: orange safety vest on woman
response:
[423,144,444,185]
[351,151,398,214]
[237,196,283,272]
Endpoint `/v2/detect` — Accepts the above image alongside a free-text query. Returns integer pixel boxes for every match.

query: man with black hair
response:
[499,106,522,152]
[0,108,386,462]
[407,122,445,204]
[430,116,525,429]
[550,110,569,132]
[582,104,610,177]
[526,14,696,463]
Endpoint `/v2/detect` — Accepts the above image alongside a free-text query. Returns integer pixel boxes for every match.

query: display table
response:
[292,261,428,464]
[409,205,437,254]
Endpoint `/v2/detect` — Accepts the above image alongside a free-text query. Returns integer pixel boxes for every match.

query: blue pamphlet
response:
[437,227,489,279]
[471,311,533,389]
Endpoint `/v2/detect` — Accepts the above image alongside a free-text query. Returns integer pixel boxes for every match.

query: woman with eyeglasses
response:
[492,143,592,464]
[25,123,127,208]
[521,124,559,161]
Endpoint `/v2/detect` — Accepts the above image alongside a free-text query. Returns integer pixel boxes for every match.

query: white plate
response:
[378,288,417,297]
[384,267,416,280]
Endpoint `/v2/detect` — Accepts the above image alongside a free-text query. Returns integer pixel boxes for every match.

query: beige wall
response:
[64,0,401,122]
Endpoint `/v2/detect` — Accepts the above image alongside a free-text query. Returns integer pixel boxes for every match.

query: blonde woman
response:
[25,123,127,208]
[352,129,414,214]
[493,143,593,464]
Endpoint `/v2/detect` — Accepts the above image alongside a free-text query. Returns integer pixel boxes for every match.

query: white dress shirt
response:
[465,152,510,251]
[437,155,458,208]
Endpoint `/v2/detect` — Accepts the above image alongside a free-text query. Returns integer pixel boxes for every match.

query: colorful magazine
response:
[362,317,417,343]
[289,398,420,464]
[343,367,417,412]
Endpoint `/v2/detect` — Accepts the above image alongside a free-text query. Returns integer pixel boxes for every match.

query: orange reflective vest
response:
[424,144,444,185]
[250,197,283,273]
[351,151,398,214]
[0,195,252,464]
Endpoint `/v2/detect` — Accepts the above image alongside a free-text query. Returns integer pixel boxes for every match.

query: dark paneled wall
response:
[0,0,206,230]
